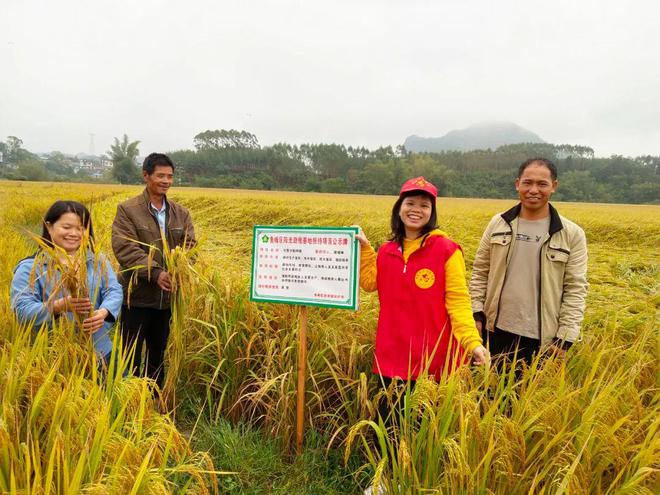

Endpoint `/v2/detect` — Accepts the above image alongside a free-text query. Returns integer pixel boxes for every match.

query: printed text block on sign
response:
[250,226,360,310]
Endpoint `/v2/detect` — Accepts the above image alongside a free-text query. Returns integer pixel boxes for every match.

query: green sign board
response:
[250,226,360,310]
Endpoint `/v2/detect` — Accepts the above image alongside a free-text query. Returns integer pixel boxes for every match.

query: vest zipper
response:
[400,233,431,274]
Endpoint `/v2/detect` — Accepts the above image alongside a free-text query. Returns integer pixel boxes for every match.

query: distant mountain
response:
[404,121,545,153]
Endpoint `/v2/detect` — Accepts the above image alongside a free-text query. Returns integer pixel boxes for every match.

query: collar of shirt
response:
[149,199,167,231]
[149,199,166,214]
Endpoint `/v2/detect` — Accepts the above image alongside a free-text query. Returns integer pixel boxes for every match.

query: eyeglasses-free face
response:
[46,212,84,254]
[515,163,557,214]
[399,194,433,238]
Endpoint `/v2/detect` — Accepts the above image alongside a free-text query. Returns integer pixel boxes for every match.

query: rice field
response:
[0,180,658,494]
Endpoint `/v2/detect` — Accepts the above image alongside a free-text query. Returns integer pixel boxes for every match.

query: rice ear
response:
[23,226,97,325]
[147,245,156,281]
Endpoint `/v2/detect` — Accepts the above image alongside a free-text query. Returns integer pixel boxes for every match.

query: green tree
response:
[44,152,74,176]
[109,134,140,184]
[16,159,48,181]
[357,161,399,194]
[115,158,140,184]
[2,136,36,164]
[320,177,346,193]
[193,129,259,151]
[5,136,23,163]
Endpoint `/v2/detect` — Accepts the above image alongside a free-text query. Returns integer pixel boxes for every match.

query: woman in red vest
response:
[357,177,489,418]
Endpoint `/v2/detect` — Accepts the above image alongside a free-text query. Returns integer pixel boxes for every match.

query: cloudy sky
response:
[1,0,659,157]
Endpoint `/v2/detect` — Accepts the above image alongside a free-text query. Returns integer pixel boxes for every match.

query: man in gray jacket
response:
[112,153,196,387]
[469,158,588,364]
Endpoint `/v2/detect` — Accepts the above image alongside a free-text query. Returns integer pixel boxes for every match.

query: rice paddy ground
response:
[0,180,658,494]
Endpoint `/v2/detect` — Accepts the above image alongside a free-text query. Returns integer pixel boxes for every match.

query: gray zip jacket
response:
[469,203,588,345]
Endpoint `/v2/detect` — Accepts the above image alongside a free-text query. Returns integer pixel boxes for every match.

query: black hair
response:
[389,191,438,246]
[518,157,558,181]
[142,153,175,175]
[41,200,94,248]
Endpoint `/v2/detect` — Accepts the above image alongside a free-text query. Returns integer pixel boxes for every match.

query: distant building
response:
[68,154,113,176]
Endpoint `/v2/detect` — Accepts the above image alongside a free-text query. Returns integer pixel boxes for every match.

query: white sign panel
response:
[250,226,360,310]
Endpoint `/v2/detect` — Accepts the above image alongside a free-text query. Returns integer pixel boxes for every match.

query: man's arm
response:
[469,217,496,327]
[555,228,588,344]
[111,203,164,281]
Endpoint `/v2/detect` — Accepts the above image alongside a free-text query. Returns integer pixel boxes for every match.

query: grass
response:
[0,180,658,493]
[187,417,367,494]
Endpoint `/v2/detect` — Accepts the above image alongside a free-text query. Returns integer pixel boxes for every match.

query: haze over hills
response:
[404,121,545,153]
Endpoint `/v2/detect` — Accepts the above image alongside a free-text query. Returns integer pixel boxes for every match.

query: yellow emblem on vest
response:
[415,268,435,289]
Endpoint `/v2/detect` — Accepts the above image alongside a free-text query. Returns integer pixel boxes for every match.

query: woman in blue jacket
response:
[10,200,123,372]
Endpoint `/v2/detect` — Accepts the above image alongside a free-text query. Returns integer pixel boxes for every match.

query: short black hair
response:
[41,200,94,248]
[143,153,175,175]
[518,157,557,181]
[389,191,438,246]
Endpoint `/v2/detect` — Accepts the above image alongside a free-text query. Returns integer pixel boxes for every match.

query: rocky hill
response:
[404,121,545,152]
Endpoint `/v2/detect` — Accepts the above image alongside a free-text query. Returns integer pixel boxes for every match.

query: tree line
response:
[168,130,659,204]
[0,136,105,183]
[1,131,658,204]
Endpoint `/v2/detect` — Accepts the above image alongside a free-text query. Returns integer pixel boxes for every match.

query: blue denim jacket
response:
[10,253,123,357]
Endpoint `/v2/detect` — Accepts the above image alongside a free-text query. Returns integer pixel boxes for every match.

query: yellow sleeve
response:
[359,243,378,292]
[445,249,483,353]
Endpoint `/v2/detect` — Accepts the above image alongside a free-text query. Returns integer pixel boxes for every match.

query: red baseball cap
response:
[399,176,438,198]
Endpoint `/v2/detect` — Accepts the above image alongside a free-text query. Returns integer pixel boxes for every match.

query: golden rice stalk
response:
[158,230,200,411]
[26,222,105,330]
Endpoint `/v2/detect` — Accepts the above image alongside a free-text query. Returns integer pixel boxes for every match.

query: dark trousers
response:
[376,376,417,430]
[483,327,540,369]
[97,350,128,382]
[120,305,171,388]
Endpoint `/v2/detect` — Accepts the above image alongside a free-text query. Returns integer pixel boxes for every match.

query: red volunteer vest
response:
[374,235,465,380]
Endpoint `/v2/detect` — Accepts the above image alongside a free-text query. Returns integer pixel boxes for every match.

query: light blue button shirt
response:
[10,253,123,357]
[150,200,167,232]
